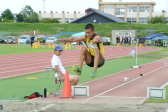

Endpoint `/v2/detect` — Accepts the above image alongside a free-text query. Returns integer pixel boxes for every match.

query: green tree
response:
[148,16,166,24]
[24,12,39,23]
[29,12,39,23]
[16,13,24,22]
[18,5,39,23]
[1,9,14,20]
[20,5,33,19]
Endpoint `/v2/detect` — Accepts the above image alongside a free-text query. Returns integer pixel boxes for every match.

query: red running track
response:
[29,53,168,104]
[0,46,159,79]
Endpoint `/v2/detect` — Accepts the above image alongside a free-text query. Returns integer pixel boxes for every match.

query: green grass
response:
[0,58,157,102]
[0,23,168,37]
[120,46,168,59]
[137,47,168,59]
[0,44,76,55]
[145,85,168,103]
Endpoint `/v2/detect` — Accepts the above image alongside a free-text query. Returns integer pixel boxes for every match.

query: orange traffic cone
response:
[60,70,74,99]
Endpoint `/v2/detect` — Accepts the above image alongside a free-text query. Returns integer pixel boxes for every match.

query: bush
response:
[0,18,11,22]
[148,16,166,24]
[39,18,59,23]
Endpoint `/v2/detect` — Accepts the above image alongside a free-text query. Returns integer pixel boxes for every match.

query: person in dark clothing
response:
[128,37,131,45]
[31,35,35,47]
[116,36,120,44]
[121,36,124,45]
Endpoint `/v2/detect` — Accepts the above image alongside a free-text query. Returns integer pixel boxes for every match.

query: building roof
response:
[98,2,156,5]
[71,8,127,23]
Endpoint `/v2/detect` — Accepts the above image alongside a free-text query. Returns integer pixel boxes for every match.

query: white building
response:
[38,0,168,23]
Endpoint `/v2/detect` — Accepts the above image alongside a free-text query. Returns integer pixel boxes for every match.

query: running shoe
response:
[72,66,82,75]
[91,71,97,78]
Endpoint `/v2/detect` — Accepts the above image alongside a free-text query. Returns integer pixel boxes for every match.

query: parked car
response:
[42,37,49,43]
[102,37,110,45]
[18,35,31,44]
[5,36,16,44]
[46,37,57,43]
[0,36,5,43]
[35,35,46,43]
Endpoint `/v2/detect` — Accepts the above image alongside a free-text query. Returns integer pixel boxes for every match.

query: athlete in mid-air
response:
[57,24,105,78]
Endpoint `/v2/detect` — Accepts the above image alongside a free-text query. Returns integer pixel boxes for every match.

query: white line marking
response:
[82,65,167,103]
[0,63,76,79]
[96,96,145,99]
[27,56,168,102]
[160,82,168,89]
[0,60,78,70]
[139,97,148,104]
[40,104,55,111]
[78,57,167,86]
[166,108,168,112]
[140,81,168,104]
[23,48,162,102]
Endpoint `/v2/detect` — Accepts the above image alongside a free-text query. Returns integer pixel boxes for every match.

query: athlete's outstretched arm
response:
[57,36,85,42]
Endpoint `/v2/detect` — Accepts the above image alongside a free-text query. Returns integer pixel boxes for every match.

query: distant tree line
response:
[0,5,59,23]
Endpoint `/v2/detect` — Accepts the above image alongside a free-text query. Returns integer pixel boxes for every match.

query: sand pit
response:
[0,102,167,112]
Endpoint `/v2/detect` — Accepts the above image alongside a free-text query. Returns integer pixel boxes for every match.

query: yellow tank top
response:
[85,35,105,56]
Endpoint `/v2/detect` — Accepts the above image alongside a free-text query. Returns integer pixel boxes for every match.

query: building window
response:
[128,6,137,12]
[127,18,136,23]
[65,18,69,21]
[118,17,124,20]
[140,6,149,12]
[57,18,62,22]
[166,17,168,21]
[103,6,113,13]
[116,7,125,15]
[70,18,74,21]
[139,18,149,23]
[65,18,74,23]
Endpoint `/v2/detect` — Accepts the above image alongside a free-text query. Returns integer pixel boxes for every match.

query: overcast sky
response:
[0,0,168,14]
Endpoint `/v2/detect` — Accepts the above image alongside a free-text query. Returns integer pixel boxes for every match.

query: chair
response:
[44,67,62,97]
[53,70,63,97]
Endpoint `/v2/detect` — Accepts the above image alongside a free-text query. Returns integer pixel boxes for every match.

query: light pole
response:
[43,0,45,13]
[131,35,141,68]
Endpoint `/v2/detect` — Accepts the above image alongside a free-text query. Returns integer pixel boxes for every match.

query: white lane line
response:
[40,104,55,111]
[140,81,168,104]
[0,66,45,73]
[166,108,168,112]
[0,63,76,79]
[78,57,167,86]
[139,97,148,104]
[25,49,162,102]
[0,60,78,70]
[0,51,130,68]
[82,65,167,103]
[96,96,146,99]
[0,48,151,64]
[28,103,55,112]
[160,82,168,89]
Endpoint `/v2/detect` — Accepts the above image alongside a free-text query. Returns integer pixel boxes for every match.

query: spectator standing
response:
[31,35,35,48]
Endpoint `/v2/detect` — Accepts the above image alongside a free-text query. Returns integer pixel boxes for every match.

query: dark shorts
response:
[86,55,105,68]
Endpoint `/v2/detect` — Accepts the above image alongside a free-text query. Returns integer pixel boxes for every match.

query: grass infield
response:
[0,44,76,55]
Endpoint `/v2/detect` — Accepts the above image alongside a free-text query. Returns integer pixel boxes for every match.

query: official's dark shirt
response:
[31,37,35,41]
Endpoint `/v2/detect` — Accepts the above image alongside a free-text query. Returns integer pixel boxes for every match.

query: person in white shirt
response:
[129,49,135,58]
[51,45,79,85]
